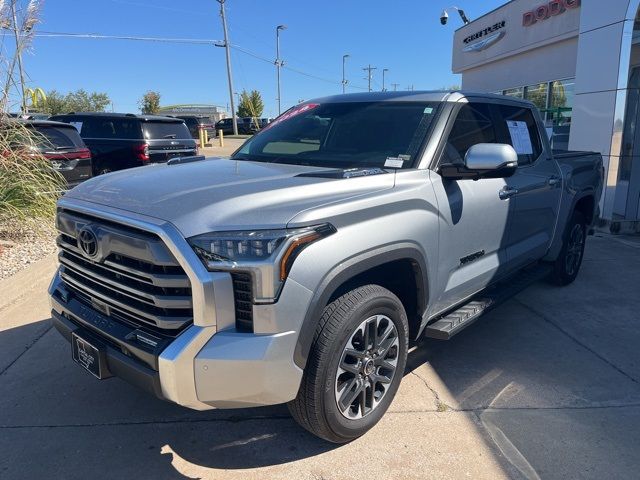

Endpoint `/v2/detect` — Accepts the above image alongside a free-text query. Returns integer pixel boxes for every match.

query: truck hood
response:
[65,158,395,238]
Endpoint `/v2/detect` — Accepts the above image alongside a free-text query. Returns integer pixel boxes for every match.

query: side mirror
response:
[465,143,517,172]
[439,143,518,180]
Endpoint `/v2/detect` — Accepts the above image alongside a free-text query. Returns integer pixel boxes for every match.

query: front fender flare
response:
[292,243,429,369]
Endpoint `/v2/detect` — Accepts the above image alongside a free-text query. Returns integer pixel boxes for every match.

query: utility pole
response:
[407,84,414,91]
[276,24,287,115]
[391,83,399,92]
[216,0,238,135]
[382,68,389,92]
[10,0,26,113]
[342,54,350,94]
[362,65,377,92]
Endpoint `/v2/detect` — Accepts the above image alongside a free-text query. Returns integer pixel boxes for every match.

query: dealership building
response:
[452,0,640,229]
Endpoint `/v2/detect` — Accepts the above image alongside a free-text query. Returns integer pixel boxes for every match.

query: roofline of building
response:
[455,0,518,32]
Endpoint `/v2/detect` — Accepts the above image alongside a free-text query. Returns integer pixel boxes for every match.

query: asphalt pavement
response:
[1,233,639,480]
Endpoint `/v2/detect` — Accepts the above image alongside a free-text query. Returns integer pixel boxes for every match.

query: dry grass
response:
[0,120,65,223]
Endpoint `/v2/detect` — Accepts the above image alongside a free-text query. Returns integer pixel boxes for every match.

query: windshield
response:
[142,121,191,140]
[231,101,440,169]
[32,125,84,151]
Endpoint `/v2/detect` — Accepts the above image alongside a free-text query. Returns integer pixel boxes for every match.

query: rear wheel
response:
[288,285,408,443]
[549,210,587,285]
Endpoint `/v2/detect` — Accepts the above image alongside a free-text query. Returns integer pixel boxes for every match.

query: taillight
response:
[133,143,150,163]
[77,148,91,159]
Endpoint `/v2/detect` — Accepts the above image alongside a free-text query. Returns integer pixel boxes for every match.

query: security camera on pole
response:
[440,6,470,25]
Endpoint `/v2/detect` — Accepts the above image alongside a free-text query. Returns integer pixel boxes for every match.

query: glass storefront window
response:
[549,79,575,126]
[525,83,549,111]
[503,87,524,98]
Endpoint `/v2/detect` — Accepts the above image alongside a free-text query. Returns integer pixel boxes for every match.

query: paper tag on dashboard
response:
[384,157,404,168]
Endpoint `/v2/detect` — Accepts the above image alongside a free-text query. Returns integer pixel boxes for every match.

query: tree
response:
[42,90,67,115]
[42,89,111,115]
[139,91,161,114]
[237,90,264,118]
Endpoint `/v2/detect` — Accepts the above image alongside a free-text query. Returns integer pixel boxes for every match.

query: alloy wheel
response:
[334,314,400,419]
[565,223,585,276]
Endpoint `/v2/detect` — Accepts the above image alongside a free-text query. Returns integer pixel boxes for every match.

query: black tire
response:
[93,165,112,176]
[549,210,587,285]
[288,284,409,443]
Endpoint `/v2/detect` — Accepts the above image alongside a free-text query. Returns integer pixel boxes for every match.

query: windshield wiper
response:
[163,134,177,139]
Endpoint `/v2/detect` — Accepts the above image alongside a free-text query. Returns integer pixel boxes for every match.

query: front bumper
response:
[49,265,308,410]
[51,308,164,398]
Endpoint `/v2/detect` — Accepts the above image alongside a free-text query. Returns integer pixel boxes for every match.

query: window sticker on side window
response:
[506,120,533,155]
[70,121,83,133]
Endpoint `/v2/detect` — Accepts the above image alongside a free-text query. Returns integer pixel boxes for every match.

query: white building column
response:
[569,0,639,221]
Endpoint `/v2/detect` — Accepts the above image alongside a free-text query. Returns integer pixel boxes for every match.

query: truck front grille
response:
[231,272,253,332]
[56,208,193,336]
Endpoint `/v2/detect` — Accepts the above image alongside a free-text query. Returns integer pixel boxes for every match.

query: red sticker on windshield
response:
[263,103,319,131]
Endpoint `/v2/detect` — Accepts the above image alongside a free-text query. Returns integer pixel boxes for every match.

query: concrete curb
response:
[0,253,57,313]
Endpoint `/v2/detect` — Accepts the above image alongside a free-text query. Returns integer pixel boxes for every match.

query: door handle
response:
[548,176,561,186]
[499,186,518,200]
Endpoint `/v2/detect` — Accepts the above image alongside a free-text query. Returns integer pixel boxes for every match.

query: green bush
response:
[0,121,65,221]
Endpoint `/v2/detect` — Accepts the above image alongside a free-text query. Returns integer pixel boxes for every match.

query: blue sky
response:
[12,0,504,116]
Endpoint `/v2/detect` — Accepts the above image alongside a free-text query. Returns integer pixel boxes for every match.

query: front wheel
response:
[288,285,409,443]
[549,210,587,285]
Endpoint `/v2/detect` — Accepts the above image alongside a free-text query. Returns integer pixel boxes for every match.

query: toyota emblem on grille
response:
[77,226,98,258]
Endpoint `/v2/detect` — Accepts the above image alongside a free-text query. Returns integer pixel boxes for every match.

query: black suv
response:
[20,120,92,188]
[49,113,197,175]
[215,117,259,135]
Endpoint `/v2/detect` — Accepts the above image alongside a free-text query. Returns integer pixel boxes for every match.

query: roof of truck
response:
[309,90,534,107]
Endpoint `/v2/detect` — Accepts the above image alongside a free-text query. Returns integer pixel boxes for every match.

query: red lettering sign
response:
[523,0,580,26]
[261,103,319,132]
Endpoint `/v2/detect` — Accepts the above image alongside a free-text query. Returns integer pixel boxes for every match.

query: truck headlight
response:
[188,224,335,302]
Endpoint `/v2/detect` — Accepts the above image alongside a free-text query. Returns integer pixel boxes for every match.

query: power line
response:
[225,44,368,89]
[31,30,370,91]
[33,31,221,44]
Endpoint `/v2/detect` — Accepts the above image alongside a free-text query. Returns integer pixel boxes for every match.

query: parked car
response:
[215,117,259,135]
[174,115,216,139]
[48,91,603,443]
[21,119,92,188]
[49,113,197,175]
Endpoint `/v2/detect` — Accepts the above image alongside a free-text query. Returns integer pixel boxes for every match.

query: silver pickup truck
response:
[49,91,603,442]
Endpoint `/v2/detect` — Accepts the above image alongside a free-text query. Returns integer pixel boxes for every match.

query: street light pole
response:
[276,24,287,115]
[216,0,238,135]
[342,54,350,94]
[382,68,389,92]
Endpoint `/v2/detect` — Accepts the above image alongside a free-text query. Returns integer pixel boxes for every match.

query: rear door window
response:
[142,121,191,140]
[80,118,141,139]
[495,105,543,166]
[442,103,498,164]
[33,125,85,151]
